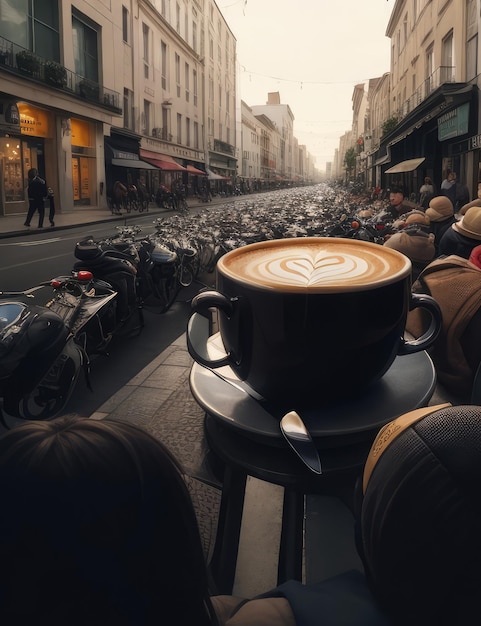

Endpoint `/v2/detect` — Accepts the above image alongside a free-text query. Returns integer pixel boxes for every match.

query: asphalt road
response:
[0,216,209,418]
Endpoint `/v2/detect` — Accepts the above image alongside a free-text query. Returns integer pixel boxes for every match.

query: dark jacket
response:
[28,176,48,201]
[438,225,481,259]
[429,216,457,254]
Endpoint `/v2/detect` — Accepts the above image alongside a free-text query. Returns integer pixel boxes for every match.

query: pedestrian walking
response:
[46,186,55,226]
[24,168,48,229]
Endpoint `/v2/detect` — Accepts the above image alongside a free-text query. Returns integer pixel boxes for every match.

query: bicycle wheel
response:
[180,253,200,286]
[179,264,193,287]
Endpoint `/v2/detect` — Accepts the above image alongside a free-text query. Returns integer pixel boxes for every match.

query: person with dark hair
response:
[0,417,218,625]
[24,167,47,228]
[0,417,390,626]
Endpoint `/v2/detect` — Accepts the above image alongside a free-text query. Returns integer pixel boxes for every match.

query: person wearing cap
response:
[355,402,481,625]
[386,186,412,220]
[383,227,435,281]
[438,205,481,258]
[425,195,456,255]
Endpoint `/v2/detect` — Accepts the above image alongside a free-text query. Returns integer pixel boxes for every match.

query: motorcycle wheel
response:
[3,341,84,421]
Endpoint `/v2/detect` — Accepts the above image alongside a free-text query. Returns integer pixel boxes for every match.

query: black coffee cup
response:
[187,238,441,407]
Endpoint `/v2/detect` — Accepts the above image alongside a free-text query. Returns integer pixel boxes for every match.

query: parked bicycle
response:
[85,224,199,314]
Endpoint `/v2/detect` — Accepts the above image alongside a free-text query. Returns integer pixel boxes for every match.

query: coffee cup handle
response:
[187,290,234,368]
[398,293,442,355]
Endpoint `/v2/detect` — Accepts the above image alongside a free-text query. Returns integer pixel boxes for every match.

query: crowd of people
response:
[4,179,481,624]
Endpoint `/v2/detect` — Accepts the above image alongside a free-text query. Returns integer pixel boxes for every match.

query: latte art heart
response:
[221,239,410,292]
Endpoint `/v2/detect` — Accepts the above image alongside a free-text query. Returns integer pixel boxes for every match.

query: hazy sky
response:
[220,0,394,171]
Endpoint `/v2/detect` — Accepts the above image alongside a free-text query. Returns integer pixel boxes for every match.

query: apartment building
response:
[0,2,124,216]
[344,0,480,198]
[0,0,237,217]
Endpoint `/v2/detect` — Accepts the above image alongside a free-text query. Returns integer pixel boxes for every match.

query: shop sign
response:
[18,103,50,138]
[467,134,481,150]
[437,103,469,141]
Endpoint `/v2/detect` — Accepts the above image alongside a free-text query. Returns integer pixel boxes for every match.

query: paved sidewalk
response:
[0,195,237,239]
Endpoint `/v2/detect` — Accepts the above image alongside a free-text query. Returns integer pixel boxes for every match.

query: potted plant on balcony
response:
[79,78,99,101]
[44,61,67,88]
[16,50,40,76]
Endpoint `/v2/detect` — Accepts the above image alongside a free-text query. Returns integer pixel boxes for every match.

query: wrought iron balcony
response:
[151,127,173,141]
[0,36,122,115]
[393,65,455,122]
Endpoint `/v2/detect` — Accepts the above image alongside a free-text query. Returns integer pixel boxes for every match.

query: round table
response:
[189,334,438,593]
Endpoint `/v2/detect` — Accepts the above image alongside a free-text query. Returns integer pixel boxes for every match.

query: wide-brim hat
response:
[425,196,454,221]
[452,205,481,240]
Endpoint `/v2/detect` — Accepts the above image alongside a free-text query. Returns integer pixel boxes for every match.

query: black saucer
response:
[189,333,437,447]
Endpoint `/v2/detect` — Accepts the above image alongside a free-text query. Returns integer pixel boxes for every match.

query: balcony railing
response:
[0,36,122,115]
[151,127,173,141]
[393,65,455,122]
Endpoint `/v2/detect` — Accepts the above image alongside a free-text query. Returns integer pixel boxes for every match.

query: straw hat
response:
[452,206,481,240]
[425,196,454,222]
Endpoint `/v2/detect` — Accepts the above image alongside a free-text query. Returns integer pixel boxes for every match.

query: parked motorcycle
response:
[83,224,199,314]
[0,244,146,425]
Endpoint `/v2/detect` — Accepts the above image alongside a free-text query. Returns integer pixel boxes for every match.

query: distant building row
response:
[0,0,317,218]
[330,0,481,201]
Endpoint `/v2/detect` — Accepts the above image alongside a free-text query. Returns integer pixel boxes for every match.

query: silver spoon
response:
[280,411,322,475]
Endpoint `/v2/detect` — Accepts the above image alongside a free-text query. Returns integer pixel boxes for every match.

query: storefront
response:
[0,99,54,216]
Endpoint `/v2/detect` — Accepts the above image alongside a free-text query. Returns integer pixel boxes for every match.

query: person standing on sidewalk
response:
[24,168,48,229]
[45,185,55,227]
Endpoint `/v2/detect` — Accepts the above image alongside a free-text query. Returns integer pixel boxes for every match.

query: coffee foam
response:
[219,238,410,292]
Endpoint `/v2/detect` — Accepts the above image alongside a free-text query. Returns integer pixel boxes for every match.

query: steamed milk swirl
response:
[221,239,410,292]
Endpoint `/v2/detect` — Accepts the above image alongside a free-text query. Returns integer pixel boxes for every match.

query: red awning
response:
[139,149,187,172]
[186,164,206,175]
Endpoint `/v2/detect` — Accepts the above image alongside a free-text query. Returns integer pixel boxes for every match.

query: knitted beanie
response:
[426,196,454,222]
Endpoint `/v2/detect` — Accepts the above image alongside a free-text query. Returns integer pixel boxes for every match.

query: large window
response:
[175,53,180,97]
[177,113,182,144]
[0,0,60,60]
[72,12,99,82]
[122,6,129,44]
[185,62,190,102]
[143,23,150,79]
[441,31,454,83]
[161,41,167,90]
[466,0,477,82]
[124,88,133,130]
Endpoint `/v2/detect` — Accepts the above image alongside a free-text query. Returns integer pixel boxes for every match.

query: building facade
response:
[0,1,318,220]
